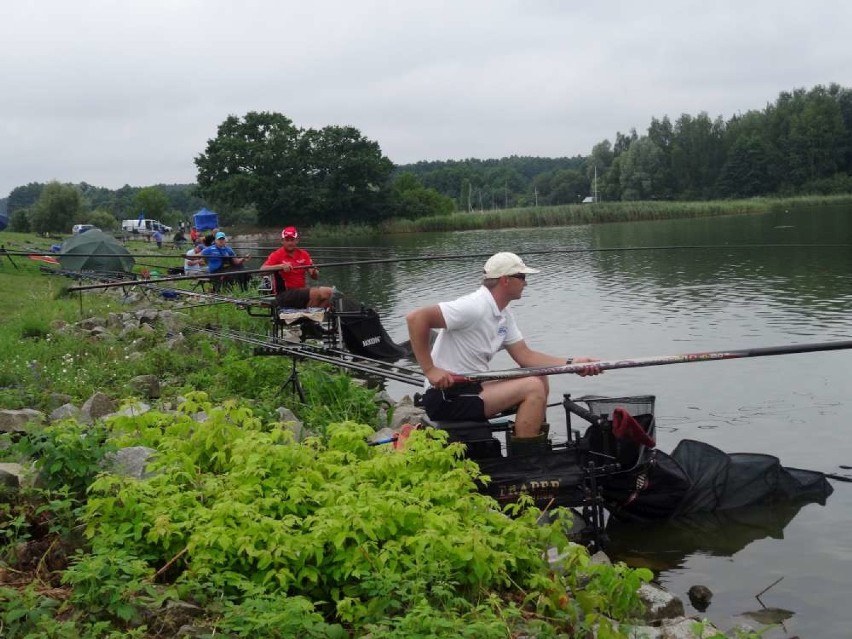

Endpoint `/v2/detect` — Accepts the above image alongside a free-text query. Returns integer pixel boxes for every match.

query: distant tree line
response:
[403,83,852,206]
[3,182,208,234]
[5,83,851,234]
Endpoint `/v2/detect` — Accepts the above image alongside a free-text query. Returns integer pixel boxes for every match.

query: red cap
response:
[281,226,299,239]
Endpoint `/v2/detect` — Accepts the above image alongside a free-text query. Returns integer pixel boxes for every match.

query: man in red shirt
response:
[261,226,335,308]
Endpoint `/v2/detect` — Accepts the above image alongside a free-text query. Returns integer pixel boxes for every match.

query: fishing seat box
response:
[424,419,503,459]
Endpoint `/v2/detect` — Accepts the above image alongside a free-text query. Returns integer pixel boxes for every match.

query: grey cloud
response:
[2,0,852,197]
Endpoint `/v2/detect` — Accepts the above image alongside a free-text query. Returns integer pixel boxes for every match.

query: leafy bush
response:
[73,399,652,635]
[13,420,115,500]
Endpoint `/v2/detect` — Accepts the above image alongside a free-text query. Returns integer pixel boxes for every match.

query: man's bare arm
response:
[406,306,455,388]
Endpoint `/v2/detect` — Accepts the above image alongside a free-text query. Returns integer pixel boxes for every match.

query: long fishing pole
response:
[451,340,852,384]
[13,243,852,261]
[60,242,852,293]
[66,266,276,291]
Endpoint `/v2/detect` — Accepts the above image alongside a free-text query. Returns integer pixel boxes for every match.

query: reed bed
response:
[379,194,852,235]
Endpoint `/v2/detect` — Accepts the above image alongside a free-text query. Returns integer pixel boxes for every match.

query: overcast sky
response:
[1,1,850,198]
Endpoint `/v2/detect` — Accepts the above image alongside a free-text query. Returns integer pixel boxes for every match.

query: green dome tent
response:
[59,230,135,274]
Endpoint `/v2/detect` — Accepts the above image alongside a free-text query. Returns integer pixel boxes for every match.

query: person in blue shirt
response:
[200,232,249,274]
[200,231,251,292]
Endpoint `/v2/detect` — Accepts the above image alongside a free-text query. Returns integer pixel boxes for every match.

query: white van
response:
[121,218,172,236]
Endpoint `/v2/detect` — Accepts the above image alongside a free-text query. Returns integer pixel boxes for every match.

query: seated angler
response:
[201,231,252,291]
[201,232,250,274]
[261,226,336,308]
[184,242,207,275]
[406,252,603,448]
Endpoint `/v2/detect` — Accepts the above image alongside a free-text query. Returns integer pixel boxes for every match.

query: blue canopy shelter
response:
[193,208,219,231]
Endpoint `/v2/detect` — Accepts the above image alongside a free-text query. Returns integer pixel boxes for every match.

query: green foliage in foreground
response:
[1,396,658,637]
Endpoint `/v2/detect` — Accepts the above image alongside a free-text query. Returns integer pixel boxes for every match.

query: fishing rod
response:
[191,325,426,386]
[15,242,852,261]
[451,340,852,384]
[58,242,852,293]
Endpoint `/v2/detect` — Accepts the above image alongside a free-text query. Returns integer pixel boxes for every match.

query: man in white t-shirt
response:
[184,243,207,274]
[406,252,601,442]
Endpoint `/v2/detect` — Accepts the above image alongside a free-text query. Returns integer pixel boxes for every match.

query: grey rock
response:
[128,375,161,399]
[137,309,159,325]
[277,407,306,441]
[45,393,73,410]
[373,390,395,407]
[49,403,82,422]
[119,321,138,337]
[589,550,612,566]
[81,392,117,423]
[0,408,46,433]
[78,317,106,330]
[166,334,187,350]
[110,402,151,418]
[637,582,686,623]
[88,327,114,341]
[104,446,157,479]
[687,584,713,612]
[389,403,429,430]
[614,616,720,638]
[0,462,24,489]
[158,311,190,333]
[277,406,300,423]
[139,322,156,333]
[106,312,124,328]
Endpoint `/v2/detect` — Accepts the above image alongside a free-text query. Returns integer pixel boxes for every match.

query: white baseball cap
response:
[483,252,540,278]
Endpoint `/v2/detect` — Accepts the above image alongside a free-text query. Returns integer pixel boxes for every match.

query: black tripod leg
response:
[282,357,305,402]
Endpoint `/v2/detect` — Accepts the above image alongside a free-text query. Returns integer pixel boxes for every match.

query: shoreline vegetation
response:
[301,193,852,239]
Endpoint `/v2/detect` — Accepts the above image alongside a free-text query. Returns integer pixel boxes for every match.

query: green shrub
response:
[72,399,652,635]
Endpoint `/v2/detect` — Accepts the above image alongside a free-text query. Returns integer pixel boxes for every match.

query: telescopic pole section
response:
[450,340,852,384]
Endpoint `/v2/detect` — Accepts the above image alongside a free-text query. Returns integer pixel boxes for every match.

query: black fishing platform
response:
[422,396,655,551]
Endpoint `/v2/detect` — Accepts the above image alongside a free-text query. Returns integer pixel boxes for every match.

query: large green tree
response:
[195,112,393,226]
[132,186,170,221]
[29,182,83,234]
[618,137,666,200]
[7,182,44,214]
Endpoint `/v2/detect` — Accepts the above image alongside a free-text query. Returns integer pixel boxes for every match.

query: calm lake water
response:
[295,205,852,636]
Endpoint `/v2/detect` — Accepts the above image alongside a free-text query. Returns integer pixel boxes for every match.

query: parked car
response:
[121,218,173,236]
[72,224,99,235]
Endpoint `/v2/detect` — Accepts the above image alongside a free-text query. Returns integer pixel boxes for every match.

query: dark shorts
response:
[276,288,311,309]
[422,382,486,422]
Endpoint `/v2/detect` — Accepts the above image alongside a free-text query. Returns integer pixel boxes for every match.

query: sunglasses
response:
[283,236,297,240]
[508,273,526,281]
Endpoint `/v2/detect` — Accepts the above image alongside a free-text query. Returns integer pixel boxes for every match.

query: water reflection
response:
[283,205,852,635]
[605,503,809,572]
